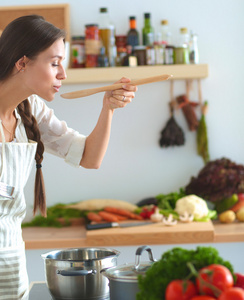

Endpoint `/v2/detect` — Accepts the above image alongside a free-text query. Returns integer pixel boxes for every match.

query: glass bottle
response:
[98,46,109,67]
[98,7,116,66]
[122,45,138,67]
[160,19,172,45]
[189,32,199,64]
[146,32,155,65]
[154,33,164,65]
[127,16,139,49]
[174,27,190,64]
[142,13,154,46]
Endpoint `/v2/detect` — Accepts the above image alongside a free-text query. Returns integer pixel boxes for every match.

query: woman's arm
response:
[80,77,137,169]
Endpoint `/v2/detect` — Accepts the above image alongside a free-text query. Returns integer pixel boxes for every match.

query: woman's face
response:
[24,38,67,101]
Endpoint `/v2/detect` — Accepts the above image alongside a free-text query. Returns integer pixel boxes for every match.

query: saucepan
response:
[101,245,157,300]
[41,247,120,300]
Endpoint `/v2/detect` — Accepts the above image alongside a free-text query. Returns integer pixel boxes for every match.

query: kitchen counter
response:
[22,220,244,249]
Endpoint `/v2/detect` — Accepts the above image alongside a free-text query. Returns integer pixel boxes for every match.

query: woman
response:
[0,15,137,299]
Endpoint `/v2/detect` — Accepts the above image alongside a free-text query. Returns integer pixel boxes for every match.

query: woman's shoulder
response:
[27,95,50,121]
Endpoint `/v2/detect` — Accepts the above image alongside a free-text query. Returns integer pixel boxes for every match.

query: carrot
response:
[104,207,143,220]
[98,211,120,222]
[230,200,244,212]
[87,212,103,223]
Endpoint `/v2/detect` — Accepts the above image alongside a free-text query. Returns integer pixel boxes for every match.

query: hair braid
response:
[17,99,46,217]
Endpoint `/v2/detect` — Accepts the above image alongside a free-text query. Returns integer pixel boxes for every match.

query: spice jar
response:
[71,36,85,68]
[85,24,100,68]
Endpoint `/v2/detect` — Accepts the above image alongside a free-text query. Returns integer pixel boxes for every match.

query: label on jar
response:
[71,44,85,66]
[85,40,101,55]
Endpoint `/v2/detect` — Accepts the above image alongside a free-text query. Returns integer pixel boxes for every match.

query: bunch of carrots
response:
[87,207,143,223]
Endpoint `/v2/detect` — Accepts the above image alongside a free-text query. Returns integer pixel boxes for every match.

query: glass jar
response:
[85,24,100,68]
[71,36,85,68]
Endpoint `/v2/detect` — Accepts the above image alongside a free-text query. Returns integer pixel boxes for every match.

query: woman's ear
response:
[15,55,29,72]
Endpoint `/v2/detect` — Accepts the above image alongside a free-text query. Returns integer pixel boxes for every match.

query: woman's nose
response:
[58,64,67,80]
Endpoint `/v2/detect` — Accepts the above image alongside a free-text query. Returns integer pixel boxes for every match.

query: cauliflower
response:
[174,195,209,219]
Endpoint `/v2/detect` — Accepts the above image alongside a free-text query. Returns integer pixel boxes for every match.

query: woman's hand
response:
[103,77,138,110]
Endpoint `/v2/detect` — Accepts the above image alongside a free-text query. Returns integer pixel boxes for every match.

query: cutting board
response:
[86,220,215,246]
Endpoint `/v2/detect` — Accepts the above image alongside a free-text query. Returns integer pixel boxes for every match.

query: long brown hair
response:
[0,15,66,216]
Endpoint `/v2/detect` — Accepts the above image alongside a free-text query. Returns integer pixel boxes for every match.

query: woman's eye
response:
[52,62,59,67]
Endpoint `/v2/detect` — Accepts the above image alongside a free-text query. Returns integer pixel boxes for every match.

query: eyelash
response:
[52,63,59,67]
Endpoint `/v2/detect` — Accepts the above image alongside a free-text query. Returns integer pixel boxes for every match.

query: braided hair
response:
[0,15,66,216]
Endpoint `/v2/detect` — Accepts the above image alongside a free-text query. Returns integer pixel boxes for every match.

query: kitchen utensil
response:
[61,74,172,99]
[101,245,156,300]
[159,80,185,147]
[86,221,154,230]
[0,181,14,199]
[41,247,120,300]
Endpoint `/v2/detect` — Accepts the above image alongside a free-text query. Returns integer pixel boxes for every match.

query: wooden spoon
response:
[61,74,173,99]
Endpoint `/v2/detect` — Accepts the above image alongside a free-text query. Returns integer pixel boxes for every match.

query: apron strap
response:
[0,120,6,179]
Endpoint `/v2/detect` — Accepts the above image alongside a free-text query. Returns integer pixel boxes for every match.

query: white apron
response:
[0,120,37,300]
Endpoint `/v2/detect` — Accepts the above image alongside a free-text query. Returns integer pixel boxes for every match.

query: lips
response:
[53,85,61,92]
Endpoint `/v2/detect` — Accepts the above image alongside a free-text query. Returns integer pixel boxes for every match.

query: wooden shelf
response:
[64,64,209,84]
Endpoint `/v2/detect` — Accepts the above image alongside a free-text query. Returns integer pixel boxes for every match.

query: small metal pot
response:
[101,245,156,300]
[41,247,120,300]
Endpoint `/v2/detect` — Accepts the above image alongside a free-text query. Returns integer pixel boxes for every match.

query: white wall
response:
[1,0,244,282]
[1,0,243,218]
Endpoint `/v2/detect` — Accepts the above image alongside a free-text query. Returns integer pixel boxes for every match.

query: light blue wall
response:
[1,0,244,283]
[1,0,243,219]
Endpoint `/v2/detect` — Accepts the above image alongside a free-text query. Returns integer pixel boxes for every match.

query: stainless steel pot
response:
[41,247,120,300]
[102,245,156,300]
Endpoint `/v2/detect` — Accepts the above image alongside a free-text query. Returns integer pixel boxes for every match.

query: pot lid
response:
[103,261,154,282]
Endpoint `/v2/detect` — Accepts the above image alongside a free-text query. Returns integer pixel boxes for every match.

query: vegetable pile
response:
[136,246,244,300]
[185,158,244,202]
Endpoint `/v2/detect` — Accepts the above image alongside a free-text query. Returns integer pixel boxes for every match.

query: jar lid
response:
[102,261,154,283]
[85,24,98,28]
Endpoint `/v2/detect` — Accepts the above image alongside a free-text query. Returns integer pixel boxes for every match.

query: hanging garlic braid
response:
[18,100,46,216]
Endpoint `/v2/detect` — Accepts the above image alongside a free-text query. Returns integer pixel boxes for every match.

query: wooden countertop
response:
[22,220,244,249]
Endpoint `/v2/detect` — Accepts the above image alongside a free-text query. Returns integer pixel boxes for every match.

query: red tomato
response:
[166,280,198,300]
[190,296,217,300]
[218,287,244,300]
[196,264,234,297]
[235,273,244,289]
[238,194,244,202]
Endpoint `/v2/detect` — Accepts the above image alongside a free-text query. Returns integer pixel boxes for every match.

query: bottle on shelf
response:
[115,35,127,66]
[160,20,174,65]
[145,32,156,65]
[174,27,190,64]
[97,46,109,67]
[142,13,154,46]
[98,7,116,66]
[127,16,139,49]
[121,45,138,67]
[189,31,199,64]
[154,32,164,65]
[160,19,172,45]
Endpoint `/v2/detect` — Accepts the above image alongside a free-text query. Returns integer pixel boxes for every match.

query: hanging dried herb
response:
[176,95,199,131]
[159,104,185,147]
[197,101,210,164]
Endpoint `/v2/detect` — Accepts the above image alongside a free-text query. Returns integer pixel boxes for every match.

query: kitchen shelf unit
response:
[64,64,208,84]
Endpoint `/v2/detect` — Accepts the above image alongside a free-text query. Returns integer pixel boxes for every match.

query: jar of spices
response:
[71,36,85,68]
[85,24,100,68]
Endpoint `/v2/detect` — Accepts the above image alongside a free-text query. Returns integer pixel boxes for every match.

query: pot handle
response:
[57,269,97,276]
[134,245,156,270]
